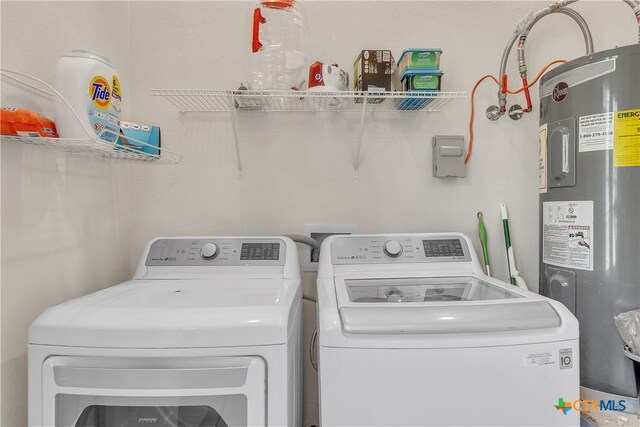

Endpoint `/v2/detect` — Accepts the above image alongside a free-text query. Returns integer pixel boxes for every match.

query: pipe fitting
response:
[519,65,528,79]
[498,92,508,113]
[517,33,529,78]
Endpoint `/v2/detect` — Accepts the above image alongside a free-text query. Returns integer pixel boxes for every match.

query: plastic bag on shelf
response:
[614,309,640,355]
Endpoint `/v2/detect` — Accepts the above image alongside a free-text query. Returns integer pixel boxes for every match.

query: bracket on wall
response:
[227,95,243,179]
[352,98,368,178]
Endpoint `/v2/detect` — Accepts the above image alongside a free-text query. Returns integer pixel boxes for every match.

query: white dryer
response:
[317,233,579,427]
[29,236,302,427]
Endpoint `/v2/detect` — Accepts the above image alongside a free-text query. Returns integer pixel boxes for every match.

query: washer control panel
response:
[145,238,285,266]
[331,235,471,265]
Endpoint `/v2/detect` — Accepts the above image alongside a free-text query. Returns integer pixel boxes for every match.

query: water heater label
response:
[579,113,614,152]
[614,109,640,167]
[542,201,594,271]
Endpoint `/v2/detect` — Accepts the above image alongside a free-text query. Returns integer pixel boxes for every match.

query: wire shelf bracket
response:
[353,98,369,178]
[227,94,243,178]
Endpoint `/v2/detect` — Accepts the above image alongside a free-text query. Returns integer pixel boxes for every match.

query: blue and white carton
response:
[116,120,161,156]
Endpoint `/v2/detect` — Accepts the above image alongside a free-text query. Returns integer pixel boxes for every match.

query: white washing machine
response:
[317,233,579,427]
[29,236,302,427]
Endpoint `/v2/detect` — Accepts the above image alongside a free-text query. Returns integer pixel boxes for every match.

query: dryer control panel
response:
[331,234,472,265]
[145,238,286,266]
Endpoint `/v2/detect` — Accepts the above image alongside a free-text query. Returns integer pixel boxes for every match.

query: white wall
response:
[1,1,637,426]
[1,2,132,426]
[125,0,637,286]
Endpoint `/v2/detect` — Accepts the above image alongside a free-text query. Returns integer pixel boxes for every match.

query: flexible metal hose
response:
[497,2,591,112]
[310,329,318,371]
[516,7,594,64]
[497,0,640,114]
[286,234,320,250]
[514,7,594,111]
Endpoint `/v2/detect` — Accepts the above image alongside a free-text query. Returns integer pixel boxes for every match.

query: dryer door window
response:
[41,356,266,427]
[74,404,228,427]
[59,399,239,427]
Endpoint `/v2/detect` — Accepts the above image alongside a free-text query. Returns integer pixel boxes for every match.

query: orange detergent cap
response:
[261,0,295,9]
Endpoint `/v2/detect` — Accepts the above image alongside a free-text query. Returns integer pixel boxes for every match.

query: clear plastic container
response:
[244,0,309,90]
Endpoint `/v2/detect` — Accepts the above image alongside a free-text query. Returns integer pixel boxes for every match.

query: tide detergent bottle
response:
[54,50,122,142]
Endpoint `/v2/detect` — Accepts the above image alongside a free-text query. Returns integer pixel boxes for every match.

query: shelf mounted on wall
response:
[1,69,182,164]
[151,89,467,177]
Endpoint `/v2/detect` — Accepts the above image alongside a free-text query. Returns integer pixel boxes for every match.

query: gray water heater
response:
[539,44,640,402]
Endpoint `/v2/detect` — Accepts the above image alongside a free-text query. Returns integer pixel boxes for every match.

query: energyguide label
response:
[578,109,640,168]
[614,109,640,167]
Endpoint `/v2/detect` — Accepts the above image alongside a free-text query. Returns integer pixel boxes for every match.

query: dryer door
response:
[41,356,265,427]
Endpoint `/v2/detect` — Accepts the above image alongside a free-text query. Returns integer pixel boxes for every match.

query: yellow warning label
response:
[614,109,640,167]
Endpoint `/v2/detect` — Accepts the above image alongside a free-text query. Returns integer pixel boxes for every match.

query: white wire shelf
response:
[1,69,182,164]
[150,89,467,113]
[0,134,180,164]
[151,88,468,178]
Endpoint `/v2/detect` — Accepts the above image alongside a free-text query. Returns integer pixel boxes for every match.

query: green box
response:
[402,73,442,91]
[398,48,442,75]
[396,69,443,110]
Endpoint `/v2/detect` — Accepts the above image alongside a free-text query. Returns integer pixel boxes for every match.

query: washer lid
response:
[29,279,301,348]
[336,276,561,334]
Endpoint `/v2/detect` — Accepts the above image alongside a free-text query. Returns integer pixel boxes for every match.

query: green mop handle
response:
[477,212,491,276]
[501,203,517,286]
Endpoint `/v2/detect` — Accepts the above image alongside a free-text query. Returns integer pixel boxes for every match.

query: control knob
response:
[383,240,403,257]
[200,242,219,260]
